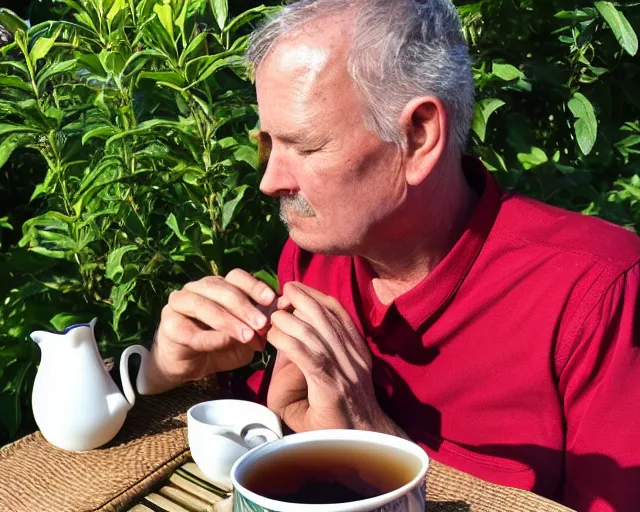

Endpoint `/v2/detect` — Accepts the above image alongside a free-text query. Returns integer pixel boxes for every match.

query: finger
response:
[225,268,276,306]
[280,285,370,372]
[160,306,236,353]
[277,293,293,312]
[266,324,323,379]
[183,276,269,332]
[168,288,256,343]
[283,282,342,311]
[280,282,328,324]
[270,310,325,355]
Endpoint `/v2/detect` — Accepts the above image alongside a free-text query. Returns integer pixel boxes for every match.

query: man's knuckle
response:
[162,315,182,339]
[167,290,182,307]
[300,324,318,341]
[225,268,245,281]
[327,296,342,310]
[160,303,173,319]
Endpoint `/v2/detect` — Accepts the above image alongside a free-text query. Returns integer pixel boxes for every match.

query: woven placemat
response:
[0,379,224,512]
[425,459,574,512]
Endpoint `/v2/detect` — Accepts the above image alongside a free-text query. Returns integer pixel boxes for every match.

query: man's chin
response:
[287,229,352,256]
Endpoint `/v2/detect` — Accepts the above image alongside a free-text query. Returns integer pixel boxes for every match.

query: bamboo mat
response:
[124,458,574,512]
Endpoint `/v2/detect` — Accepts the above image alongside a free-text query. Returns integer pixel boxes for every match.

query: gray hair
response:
[246,0,475,154]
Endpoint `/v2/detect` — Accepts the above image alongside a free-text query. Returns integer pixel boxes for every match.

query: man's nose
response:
[259,154,298,197]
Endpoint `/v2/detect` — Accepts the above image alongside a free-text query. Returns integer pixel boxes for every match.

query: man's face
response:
[256,19,407,255]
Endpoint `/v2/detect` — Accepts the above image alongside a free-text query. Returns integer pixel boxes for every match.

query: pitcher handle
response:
[119,344,149,408]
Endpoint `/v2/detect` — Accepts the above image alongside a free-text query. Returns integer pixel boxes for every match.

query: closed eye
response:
[297,144,325,155]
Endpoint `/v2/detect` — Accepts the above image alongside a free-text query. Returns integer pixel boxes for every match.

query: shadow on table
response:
[425,501,470,512]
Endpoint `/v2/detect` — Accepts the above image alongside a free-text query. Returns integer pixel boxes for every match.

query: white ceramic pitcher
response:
[30,318,153,451]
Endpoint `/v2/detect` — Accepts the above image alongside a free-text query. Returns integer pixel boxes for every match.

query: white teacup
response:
[230,429,429,512]
[187,399,283,488]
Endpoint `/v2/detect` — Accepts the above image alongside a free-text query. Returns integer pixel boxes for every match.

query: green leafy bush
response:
[0,0,638,446]
[0,0,285,444]
[462,0,640,229]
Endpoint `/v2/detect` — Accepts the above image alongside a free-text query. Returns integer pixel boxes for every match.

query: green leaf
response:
[122,49,165,78]
[137,71,186,87]
[106,245,137,282]
[595,1,638,56]
[554,9,597,21]
[568,93,598,155]
[0,135,29,169]
[179,31,208,66]
[74,52,106,76]
[166,213,189,242]
[107,0,126,22]
[0,60,28,76]
[210,0,229,31]
[105,119,186,146]
[0,8,29,33]
[187,55,245,88]
[222,185,248,230]
[471,99,505,142]
[253,269,279,293]
[233,145,259,169]
[99,50,126,76]
[153,3,175,41]
[110,281,135,333]
[82,126,118,145]
[0,124,38,136]
[30,246,68,259]
[224,6,277,34]
[29,27,62,63]
[492,62,524,81]
[0,217,12,230]
[0,74,33,92]
[517,147,548,170]
[36,59,78,89]
[50,313,90,332]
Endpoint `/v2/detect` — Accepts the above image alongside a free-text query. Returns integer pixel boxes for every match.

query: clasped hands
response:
[150,269,396,434]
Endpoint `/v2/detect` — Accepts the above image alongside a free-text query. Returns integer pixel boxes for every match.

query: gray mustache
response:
[280,195,316,219]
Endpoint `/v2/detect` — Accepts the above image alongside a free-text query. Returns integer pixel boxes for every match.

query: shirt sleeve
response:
[558,261,640,512]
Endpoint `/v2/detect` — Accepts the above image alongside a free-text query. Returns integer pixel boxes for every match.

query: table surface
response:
[0,381,574,512]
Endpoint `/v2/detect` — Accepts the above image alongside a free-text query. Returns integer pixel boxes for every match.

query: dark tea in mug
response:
[237,439,422,504]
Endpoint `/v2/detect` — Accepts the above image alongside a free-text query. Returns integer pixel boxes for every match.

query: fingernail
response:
[242,329,254,342]
[252,314,267,330]
[261,288,275,303]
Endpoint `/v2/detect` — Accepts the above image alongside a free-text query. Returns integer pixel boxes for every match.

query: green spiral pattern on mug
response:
[233,489,274,512]
[231,488,418,511]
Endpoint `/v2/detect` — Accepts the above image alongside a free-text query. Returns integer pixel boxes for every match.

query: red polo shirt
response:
[243,157,640,511]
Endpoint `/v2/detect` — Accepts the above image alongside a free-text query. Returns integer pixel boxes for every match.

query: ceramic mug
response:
[187,400,283,488]
[230,429,429,512]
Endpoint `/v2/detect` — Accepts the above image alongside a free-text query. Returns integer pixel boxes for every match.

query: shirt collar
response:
[353,156,502,331]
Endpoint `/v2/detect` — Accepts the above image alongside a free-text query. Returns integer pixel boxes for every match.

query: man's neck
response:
[363,159,479,305]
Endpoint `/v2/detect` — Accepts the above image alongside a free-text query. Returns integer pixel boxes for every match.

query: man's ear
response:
[398,96,448,186]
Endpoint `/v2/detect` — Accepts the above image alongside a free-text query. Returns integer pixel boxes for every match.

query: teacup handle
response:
[236,422,280,449]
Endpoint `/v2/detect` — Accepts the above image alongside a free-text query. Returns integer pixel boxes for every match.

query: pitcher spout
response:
[30,331,47,345]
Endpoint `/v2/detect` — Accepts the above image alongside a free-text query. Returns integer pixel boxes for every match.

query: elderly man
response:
[145,1,640,510]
